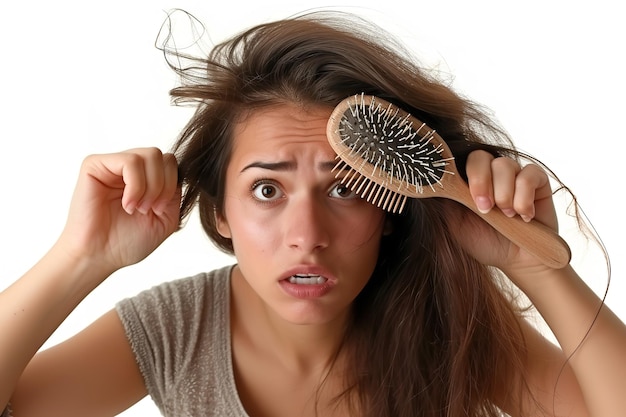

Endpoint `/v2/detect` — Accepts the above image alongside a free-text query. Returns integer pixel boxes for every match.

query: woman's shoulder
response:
[114,264,239,414]
[115,264,235,335]
[120,264,233,306]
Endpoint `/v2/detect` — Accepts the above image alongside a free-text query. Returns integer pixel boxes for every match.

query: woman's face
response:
[217,103,386,325]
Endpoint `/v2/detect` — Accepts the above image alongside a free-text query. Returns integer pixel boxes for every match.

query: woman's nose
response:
[283,195,330,252]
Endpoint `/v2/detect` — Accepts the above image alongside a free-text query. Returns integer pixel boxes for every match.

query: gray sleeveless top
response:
[116,264,248,416]
[1,265,247,417]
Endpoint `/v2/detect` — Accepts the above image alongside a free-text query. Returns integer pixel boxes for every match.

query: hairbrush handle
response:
[449,182,571,269]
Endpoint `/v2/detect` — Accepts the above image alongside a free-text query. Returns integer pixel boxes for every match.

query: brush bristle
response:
[330,94,454,214]
[332,158,408,213]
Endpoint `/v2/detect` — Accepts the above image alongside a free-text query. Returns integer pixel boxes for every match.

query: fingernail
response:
[521,214,532,223]
[501,208,516,218]
[124,202,136,215]
[136,202,150,215]
[475,196,493,214]
[153,200,167,216]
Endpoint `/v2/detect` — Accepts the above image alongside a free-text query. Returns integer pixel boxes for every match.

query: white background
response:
[1,1,623,415]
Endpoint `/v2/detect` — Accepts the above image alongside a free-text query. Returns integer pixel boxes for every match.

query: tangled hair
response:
[163,9,538,417]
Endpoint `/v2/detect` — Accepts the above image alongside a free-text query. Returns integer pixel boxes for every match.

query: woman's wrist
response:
[39,241,117,300]
[499,260,574,298]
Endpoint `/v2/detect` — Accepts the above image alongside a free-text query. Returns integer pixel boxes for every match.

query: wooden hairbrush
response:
[326,94,571,269]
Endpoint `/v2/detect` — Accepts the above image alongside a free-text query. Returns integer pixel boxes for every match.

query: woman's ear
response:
[215,209,232,239]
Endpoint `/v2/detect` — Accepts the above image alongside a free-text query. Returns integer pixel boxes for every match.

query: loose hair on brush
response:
[157,9,573,417]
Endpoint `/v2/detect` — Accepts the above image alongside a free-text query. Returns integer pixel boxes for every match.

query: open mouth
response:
[288,274,328,285]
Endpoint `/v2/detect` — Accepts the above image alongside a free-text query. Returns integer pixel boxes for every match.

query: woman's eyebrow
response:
[240,160,337,174]
[240,161,296,173]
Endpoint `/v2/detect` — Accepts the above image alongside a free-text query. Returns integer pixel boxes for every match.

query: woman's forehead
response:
[230,104,335,158]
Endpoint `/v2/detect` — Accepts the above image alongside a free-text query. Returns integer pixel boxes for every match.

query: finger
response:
[116,152,154,215]
[152,153,179,215]
[132,148,167,214]
[512,163,551,222]
[466,150,495,214]
[80,151,147,215]
[490,157,521,218]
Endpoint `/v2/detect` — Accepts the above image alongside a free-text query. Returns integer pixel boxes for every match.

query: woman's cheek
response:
[226,197,281,248]
[339,206,386,248]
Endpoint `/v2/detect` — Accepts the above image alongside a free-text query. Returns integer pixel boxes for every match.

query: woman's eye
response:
[251,181,283,201]
[329,182,357,199]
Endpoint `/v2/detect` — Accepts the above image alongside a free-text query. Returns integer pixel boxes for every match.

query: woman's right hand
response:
[55,147,181,275]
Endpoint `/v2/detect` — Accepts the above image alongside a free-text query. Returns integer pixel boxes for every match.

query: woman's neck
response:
[230,265,349,373]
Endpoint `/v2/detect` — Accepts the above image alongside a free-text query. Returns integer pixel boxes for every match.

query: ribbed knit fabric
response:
[116,264,248,416]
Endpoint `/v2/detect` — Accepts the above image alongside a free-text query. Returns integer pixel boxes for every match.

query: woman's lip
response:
[279,265,337,283]
[279,279,334,299]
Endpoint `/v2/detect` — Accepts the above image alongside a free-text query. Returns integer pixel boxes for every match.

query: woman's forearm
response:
[513,265,626,417]
[0,243,112,408]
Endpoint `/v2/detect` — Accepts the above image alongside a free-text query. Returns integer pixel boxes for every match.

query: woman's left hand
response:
[453,150,560,275]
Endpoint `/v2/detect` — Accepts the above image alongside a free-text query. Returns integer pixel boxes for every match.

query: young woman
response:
[2,10,625,417]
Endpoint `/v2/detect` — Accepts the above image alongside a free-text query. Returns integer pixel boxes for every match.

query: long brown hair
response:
[164,10,533,416]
